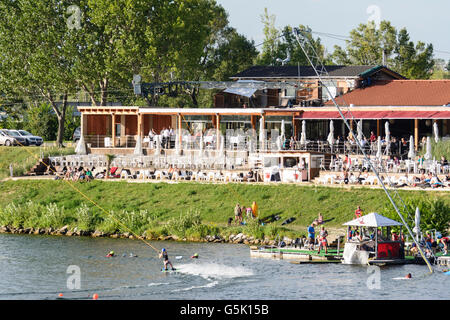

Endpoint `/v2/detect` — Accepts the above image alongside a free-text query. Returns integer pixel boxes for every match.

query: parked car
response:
[73,127,81,142]
[0,129,28,146]
[12,129,44,146]
[0,129,15,146]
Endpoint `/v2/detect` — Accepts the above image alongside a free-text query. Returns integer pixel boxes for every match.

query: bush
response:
[381,198,450,236]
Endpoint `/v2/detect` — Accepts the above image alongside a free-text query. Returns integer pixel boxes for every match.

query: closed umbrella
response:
[133,135,143,155]
[155,135,161,155]
[424,136,432,160]
[327,120,334,145]
[385,121,390,153]
[433,122,439,143]
[300,120,306,145]
[280,120,286,150]
[357,120,363,143]
[407,135,415,159]
[259,118,265,151]
[376,136,382,159]
[412,207,421,242]
[199,134,204,157]
[75,134,87,155]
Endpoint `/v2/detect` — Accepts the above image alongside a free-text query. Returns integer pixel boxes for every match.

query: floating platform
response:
[250,246,343,263]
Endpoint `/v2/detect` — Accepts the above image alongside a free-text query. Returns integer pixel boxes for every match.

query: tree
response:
[276,25,330,66]
[256,8,281,65]
[332,21,397,65]
[0,1,77,146]
[393,29,434,79]
[331,20,434,79]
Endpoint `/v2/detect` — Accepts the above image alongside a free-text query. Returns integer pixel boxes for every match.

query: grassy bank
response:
[0,146,74,179]
[0,180,448,240]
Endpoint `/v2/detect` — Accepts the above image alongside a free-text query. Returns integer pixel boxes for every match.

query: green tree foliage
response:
[256,9,327,67]
[0,0,76,146]
[332,21,397,65]
[256,8,281,66]
[393,29,434,79]
[0,0,257,116]
[382,198,450,236]
[23,103,58,141]
[332,21,434,79]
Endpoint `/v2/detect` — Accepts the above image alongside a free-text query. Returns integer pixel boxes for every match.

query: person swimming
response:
[159,248,176,271]
[191,253,199,259]
[405,273,412,279]
[106,251,115,257]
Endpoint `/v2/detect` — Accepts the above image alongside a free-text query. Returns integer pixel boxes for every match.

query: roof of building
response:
[231,65,403,79]
[325,80,450,106]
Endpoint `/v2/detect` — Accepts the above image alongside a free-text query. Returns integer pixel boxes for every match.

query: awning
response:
[295,110,450,120]
[343,212,403,227]
[223,87,257,98]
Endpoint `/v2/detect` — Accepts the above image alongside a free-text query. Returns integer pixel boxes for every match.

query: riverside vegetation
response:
[0,180,448,244]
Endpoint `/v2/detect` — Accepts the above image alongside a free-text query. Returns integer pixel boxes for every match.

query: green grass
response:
[0,146,74,179]
[0,180,448,239]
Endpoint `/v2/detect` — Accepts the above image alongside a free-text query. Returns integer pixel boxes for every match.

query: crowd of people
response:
[55,166,95,182]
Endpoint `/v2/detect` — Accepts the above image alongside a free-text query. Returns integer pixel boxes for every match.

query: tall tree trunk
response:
[100,78,108,106]
[55,93,68,148]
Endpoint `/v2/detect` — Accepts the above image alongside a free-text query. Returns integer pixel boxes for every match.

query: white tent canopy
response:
[343,212,403,227]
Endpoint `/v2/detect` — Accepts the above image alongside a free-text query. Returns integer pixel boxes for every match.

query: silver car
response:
[0,129,28,146]
[13,130,44,146]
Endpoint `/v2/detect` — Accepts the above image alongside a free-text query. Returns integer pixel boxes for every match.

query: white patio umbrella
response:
[433,121,439,143]
[155,135,161,155]
[133,135,143,155]
[385,121,390,153]
[219,134,225,154]
[300,120,306,145]
[199,134,204,157]
[259,118,265,151]
[75,134,87,155]
[357,120,363,143]
[327,120,334,145]
[376,136,382,159]
[424,136,432,160]
[407,135,415,159]
[280,120,286,150]
[412,207,421,242]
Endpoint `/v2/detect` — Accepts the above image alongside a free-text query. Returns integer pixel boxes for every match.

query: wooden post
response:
[376,119,380,137]
[414,119,419,151]
[111,114,116,147]
[250,115,256,130]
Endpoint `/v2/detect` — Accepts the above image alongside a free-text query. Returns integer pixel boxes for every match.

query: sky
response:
[215,0,450,61]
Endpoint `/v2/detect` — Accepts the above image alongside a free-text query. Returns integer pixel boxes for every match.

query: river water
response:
[0,233,448,300]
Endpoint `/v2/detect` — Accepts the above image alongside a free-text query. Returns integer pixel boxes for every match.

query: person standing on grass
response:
[234,203,242,225]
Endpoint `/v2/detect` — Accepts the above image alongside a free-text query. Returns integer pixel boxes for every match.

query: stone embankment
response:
[0,225,289,246]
